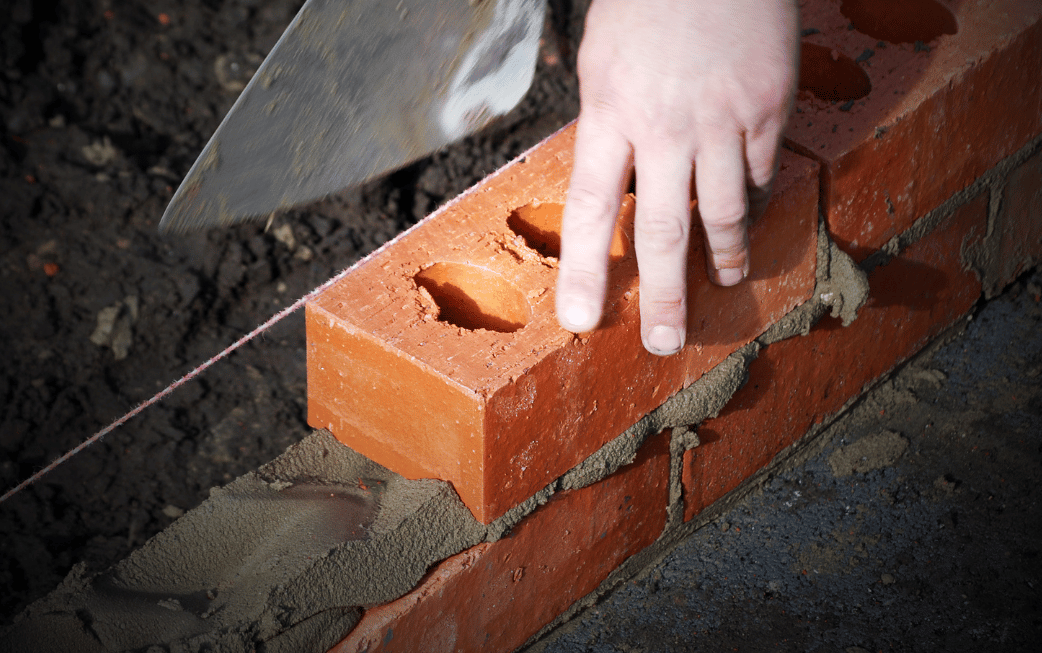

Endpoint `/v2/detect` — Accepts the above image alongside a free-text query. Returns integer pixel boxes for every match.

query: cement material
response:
[760,219,871,345]
[529,266,1042,652]
[965,141,1042,299]
[6,64,1018,653]
[516,136,1042,648]
[0,432,485,652]
[827,429,908,477]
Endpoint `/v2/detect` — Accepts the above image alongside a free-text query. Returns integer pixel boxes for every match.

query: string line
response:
[0,266,353,506]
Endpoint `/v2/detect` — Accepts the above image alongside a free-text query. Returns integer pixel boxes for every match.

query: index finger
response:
[556,115,633,332]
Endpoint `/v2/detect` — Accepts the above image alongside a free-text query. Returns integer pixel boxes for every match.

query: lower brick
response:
[330,430,671,653]
[683,192,989,519]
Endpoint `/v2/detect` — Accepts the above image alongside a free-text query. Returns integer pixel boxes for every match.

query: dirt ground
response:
[0,0,582,623]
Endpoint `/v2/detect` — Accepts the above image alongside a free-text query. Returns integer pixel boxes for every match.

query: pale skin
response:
[555,0,800,355]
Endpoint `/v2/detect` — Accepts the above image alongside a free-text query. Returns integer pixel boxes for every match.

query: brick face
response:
[330,430,671,653]
[684,192,989,519]
[789,0,1042,261]
[307,124,819,523]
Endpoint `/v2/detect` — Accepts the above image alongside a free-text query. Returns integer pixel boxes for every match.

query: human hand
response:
[555,0,799,355]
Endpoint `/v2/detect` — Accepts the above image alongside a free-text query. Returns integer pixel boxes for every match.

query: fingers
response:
[633,146,694,356]
[694,131,750,287]
[744,123,784,225]
[556,113,633,333]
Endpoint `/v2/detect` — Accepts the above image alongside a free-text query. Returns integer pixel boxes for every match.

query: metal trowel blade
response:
[160,0,545,233]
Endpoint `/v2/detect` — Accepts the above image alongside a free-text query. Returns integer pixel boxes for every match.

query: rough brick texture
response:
[789,0,1042,261]
[330,430,671,653]
[306,125,819,523]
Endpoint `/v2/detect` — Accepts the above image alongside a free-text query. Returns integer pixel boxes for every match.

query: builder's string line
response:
[0,266,355,506]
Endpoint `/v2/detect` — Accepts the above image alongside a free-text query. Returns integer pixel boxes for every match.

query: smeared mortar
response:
[0,432,485,652]
[487,219,870,539]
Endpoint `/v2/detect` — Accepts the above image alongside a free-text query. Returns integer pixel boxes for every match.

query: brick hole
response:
[414,262,530,333]
[798,43,872,102]
[508,202,630,260]
[508,203,564,258]
[840,0,957,44]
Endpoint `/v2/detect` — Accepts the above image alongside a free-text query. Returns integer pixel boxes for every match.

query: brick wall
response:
[314,1,1042,650]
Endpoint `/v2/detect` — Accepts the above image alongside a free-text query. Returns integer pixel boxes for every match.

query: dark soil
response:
[0,0,582,623]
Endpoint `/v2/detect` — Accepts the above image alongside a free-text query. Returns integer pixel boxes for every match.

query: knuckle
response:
[566,185,618,224]
[694,108,732,134]
[710,245,749,270]
[639,289,686,320]
[559,264,605,294]
[701,206,746,231]
[744,137,782,184]
[737,69,794,118]
[747,162,776,190]
[644,105,692,141]
[642,293,685,313]
[749,80,791,116]
[582,88,622,119]
[636,210,689,252]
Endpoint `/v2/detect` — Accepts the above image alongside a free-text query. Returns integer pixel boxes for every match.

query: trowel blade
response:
[159,0,545,233]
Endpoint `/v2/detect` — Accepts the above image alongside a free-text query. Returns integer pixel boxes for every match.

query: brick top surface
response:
[310,125,820,399]
[790,0,1042,156]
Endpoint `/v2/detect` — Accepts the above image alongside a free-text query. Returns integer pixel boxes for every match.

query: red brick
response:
[789,0,1042,260]
[329,430,671,653]
[307,124,819,523]
[684,191,989,519]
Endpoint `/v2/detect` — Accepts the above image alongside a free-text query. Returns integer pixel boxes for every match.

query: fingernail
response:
[714,266,745,286]
[646,325,683,356]
[563,303,592,331]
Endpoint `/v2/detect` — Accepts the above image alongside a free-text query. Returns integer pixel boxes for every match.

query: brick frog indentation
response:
[840,0,958,45]
[799,43,872,103]
[507,196,633,261]
[414,262,531,333]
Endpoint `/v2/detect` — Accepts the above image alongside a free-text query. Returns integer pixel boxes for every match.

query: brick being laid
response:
[306,124,820,524]
[789,0,1042,261]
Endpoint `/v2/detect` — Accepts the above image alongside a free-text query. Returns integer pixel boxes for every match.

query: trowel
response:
[160,0,546,233]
